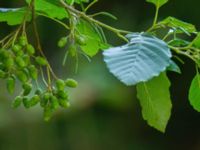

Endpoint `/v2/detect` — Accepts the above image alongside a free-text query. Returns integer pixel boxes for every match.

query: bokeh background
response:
[1,0,200,150]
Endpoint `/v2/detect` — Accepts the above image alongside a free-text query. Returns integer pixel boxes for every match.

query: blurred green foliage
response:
[0,0,200,150]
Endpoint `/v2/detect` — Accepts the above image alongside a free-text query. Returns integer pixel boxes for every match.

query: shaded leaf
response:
[167,60,181,74]
[103,32,172,86]
[136,73,172,132]
[189,74,200,112]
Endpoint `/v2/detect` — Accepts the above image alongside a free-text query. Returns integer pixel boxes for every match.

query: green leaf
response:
[189,74,200,112]
[76,20,108,56]
[146,0,168,8]
[159,17,197,34]
[192,33,200,48]
[103,32,172,86]
[167,60,181,74]
[0,8,31,25]
[26,0,68,19]
[136,73,172,132]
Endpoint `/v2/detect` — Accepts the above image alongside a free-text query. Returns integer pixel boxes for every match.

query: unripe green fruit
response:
[0,63,4,70]
[40,92,51,107]
[22,54,30,65]
[15,56,26,68]
[35,88,42,95]
[69,45,76,57]
[12,96,23,108]
[19,36,27,46]
[23,97,30,108]
[56,79,65,91]
[43,106,53,121]
[15,49,24,56]
[58,99,70,108]
[26,44,35,55]
[6,76,15,94]
[17,70,28,83]
[57,37,67,48]
[29,95,40,107]
[50,95,59,110]
[56,90,68,99]
[28,65,38,80]
[12,44,22,53]
[4,57,14,69]
[0,70,6,78]
[22,83,32,96]
[75,35,87,46]
[65,79,78,88]
[35,56,48,66]
[0,49,9,59]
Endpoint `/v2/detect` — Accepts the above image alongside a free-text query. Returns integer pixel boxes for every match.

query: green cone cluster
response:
[0,35,78,121]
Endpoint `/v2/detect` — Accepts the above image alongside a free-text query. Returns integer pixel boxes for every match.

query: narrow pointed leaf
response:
[167,60,181,74]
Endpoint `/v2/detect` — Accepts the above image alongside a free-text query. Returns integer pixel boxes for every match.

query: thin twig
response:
[60,0,131,42]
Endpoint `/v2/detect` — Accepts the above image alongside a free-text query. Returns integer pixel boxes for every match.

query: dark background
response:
[0,0,200,150]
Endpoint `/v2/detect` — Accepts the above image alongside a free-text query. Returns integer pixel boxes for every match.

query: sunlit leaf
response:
[0,7,31,25]
[76,19,109,56]
[137,73,172,132]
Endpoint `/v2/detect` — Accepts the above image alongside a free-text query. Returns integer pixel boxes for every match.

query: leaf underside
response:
[103,33,172,86]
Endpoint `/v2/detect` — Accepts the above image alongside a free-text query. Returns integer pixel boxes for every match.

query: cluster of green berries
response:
[0,35,78,121]
[12,78,78,121]
[0,35,47,84]
[57,34,87,57]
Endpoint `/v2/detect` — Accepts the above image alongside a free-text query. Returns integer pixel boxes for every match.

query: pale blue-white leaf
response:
[103,33,172,86]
